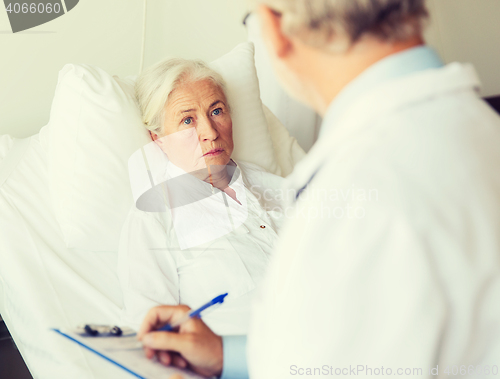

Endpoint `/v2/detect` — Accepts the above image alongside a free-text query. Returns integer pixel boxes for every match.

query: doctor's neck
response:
[283,35,425,116]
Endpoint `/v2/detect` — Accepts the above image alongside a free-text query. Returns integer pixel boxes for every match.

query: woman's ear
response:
[257,4,292,59]
[151,131,163,146]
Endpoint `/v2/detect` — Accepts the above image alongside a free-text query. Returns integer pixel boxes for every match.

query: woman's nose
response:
[197,117,219,141]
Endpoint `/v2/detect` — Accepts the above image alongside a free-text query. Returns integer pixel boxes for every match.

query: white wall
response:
[0,0,249,138]
[424,0,500,98]
[143,0,248,67]
[1,0,499,139]
[0,0,144,138]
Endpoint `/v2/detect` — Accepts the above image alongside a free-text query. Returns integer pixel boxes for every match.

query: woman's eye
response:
[183,117,193,125]
[212,108,222,116]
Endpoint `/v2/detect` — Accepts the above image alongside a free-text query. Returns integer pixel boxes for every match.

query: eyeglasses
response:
[242,8,282,26]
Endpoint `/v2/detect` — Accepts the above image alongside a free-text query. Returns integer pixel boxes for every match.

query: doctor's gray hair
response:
[135,59,228,136]
[253,0,428,52]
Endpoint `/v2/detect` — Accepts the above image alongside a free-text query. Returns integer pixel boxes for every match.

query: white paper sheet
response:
[54,328,204,379]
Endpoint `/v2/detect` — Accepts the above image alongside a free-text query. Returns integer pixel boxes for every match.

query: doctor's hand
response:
[138,305,223,378]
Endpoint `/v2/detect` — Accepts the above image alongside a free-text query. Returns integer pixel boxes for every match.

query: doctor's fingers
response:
[138,305,192,339]
[143,329,223,378]
[142,330,197,353]
[157,350,188,369]
[157,350,172,365]
[144,346,188,368]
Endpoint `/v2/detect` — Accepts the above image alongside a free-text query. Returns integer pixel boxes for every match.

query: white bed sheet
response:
[0,132,132,379]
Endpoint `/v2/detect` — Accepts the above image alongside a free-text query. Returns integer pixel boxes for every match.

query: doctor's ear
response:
[257,4,292,59]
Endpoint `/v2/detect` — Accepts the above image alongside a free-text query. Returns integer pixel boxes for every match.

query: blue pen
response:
[158,293,228,332]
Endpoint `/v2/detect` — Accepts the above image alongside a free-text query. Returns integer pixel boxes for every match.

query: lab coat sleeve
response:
[221,335,249,379]
[117,208,179,331]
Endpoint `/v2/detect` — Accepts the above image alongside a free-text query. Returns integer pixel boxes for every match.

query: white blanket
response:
[0,133,132,378]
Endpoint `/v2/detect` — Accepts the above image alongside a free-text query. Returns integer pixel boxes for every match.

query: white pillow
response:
[46,42,281,252]
[46,64,151,252]
[263,105,305,177]
[210,43,279,174]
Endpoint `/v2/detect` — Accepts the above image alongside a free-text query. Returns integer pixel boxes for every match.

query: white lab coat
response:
[248,63,500,378]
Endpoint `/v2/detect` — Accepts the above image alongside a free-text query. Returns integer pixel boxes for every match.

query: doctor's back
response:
[248,7,500,379]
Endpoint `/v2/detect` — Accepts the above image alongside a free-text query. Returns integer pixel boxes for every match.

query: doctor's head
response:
[252,0,429,115]
[135,59,233,176]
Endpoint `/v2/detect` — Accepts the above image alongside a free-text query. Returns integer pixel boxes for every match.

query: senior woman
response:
[117,58,284,337]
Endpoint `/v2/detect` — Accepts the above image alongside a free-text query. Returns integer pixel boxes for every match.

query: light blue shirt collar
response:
[320,45,444,137]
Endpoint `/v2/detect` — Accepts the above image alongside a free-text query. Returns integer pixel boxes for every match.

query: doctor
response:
[137,0,500,377]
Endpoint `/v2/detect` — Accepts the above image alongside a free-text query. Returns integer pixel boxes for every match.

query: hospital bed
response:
[0,41,308,378]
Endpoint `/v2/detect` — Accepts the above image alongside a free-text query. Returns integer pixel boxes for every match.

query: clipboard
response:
[53,328,204,379]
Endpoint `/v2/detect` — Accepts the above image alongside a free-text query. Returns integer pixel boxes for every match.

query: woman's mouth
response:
[203,148,224,157]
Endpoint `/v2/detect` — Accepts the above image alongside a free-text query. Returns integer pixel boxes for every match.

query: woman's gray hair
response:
[253,0,428,52]
[135,59,228,136]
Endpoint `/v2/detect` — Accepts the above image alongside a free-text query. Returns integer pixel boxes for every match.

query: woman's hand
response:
[138,305,223,378]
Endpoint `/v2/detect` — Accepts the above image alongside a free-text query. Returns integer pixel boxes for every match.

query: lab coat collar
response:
[165,159,240,186]
[319,46,444,139]
[136,161,243,212]
[286,62,482,198]
[165,159,243,197]
[127,141,245,207]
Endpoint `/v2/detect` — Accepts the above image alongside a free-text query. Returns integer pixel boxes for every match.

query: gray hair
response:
[135,59,228,136]
[253,0,428,52]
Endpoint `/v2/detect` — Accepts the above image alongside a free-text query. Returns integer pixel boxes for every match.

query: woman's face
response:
[152,79,233,175]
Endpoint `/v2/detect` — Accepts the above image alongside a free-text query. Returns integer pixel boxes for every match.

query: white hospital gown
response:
[117,160,284,335]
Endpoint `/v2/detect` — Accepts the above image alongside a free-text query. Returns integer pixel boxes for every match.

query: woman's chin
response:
[204,155,230,168]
